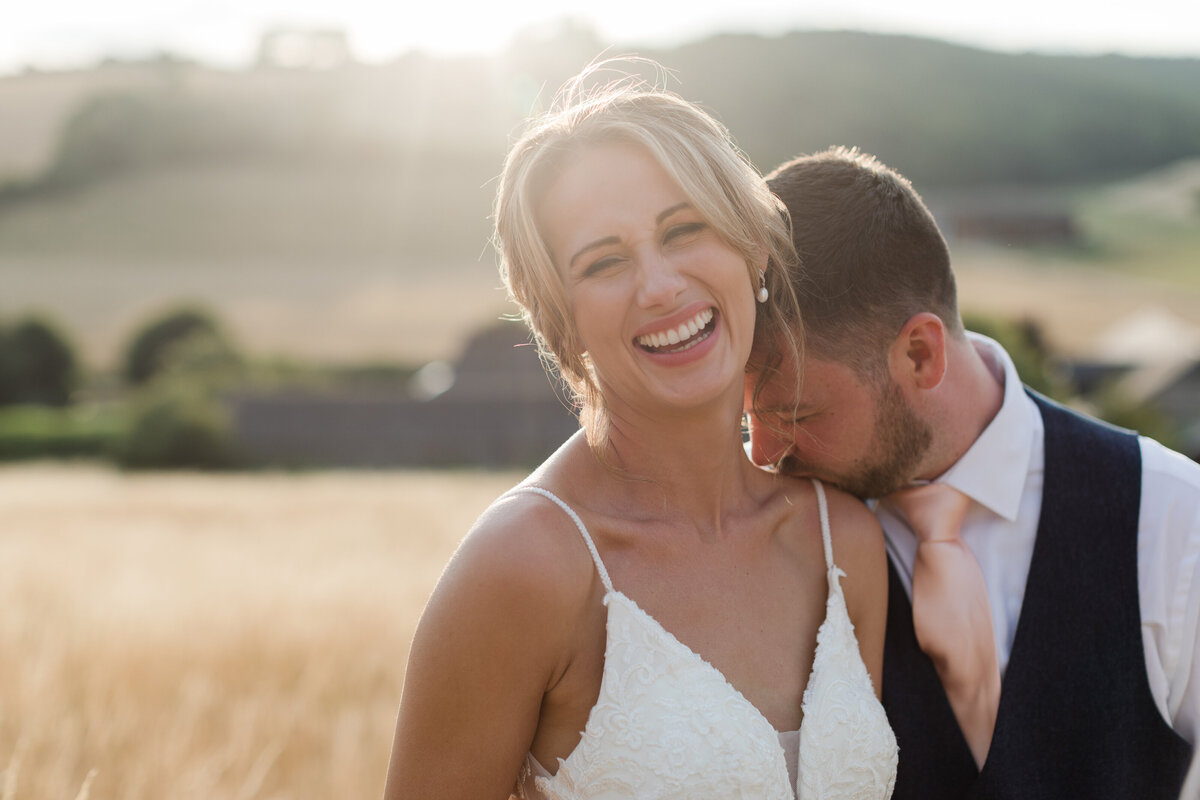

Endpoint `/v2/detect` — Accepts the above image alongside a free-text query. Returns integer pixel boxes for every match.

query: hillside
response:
[0,30,1198,368]
[6,30,1199,184]
[661,31,1200,186]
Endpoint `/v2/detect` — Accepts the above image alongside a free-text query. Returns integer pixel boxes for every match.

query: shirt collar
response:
[935,332,1035,522]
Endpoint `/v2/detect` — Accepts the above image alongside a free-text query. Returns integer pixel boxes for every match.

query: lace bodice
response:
[513,480,898,800]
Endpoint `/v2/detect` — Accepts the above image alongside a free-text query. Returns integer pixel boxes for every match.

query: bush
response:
[961,312,1071,401]
[121,306,235,386]
[112,305,251,469]
[0,405,121,460]
[113,378,241,470]
[1086,384,1183,451]
[0,316,78,406]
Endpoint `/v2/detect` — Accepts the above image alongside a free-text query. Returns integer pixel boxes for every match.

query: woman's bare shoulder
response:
[818,483,884,552]
[443,485,601,617]
[388,483,603,799]
[808,483,883,577]
[758,474,884,578]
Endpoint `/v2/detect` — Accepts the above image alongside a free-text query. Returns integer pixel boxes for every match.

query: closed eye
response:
[582,255,624,276]
[663,222,706,244]
[773,412,813,429]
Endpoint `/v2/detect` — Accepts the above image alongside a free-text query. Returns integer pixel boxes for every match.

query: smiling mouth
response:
[635,308,716,354]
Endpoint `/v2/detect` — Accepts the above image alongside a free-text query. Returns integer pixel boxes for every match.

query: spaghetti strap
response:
[811,478,836,572]
[506,486,614,593]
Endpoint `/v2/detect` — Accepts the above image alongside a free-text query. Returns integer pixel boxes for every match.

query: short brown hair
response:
[766,146,960,376]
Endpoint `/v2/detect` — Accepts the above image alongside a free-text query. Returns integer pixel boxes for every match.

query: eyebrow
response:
[568,236,619,270]
[567,202,693,269]
[656,202,691,224]
[756,402,815,417]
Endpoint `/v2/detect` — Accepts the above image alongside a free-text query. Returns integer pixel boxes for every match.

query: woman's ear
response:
[747,251,767,288]
[748,242,770,274]
[887,312,948,391]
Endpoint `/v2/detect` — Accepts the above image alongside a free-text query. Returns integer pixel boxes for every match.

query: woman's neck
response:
[587,397,758,537]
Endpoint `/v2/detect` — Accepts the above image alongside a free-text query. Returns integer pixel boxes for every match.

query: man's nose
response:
[748,420,793,467]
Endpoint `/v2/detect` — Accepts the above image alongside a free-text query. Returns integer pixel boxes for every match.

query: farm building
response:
[229,322,579,468]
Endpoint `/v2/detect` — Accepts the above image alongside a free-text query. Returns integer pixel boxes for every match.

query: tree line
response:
[0,305,1183,469]
[0,307,244,468]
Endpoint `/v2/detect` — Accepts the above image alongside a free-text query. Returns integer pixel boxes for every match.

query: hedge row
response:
[0,405,121,460]
[0,383,239,470]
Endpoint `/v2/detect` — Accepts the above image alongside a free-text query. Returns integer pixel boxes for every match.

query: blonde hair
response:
[494,62,802,448]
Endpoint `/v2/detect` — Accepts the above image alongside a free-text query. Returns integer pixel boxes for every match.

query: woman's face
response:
[535,141,759,420]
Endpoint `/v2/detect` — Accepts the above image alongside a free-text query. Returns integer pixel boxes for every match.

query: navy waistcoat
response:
[882,392,1192,800]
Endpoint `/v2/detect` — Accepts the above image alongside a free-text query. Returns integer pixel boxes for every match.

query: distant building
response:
[927,187,1079,246]
[229,322,579,468]
[1149,362,1200,456]
[1062,308,1200,460]
[256,28,353,70]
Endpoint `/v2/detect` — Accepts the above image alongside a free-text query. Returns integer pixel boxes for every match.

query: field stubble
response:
[0,463,524,800]
[3,157,1198,371]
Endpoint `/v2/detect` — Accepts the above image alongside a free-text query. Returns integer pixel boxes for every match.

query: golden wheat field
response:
[0,462,525,800]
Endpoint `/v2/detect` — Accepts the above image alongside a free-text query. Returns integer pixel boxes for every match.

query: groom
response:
[747,146,1200,799]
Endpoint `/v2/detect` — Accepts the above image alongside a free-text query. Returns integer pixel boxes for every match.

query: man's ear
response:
[887,312,948,391]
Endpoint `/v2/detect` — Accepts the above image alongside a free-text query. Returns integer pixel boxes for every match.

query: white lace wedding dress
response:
[512,480,898,800]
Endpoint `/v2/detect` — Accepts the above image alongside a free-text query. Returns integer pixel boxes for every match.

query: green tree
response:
[121,306,235,386]
[113,377,241,470]
[114,305,246,469]
[961,312,1070,401]
[0,316,78,406]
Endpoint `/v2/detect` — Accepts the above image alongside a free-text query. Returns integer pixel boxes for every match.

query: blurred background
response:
[1,3,1198,798]
[1,2,1199,467]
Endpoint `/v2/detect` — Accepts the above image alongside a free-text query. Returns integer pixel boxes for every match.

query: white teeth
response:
[636,308,715,350]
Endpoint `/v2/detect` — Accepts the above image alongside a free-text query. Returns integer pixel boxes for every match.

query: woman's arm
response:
[824,488,889,698]
[383,497,589,800]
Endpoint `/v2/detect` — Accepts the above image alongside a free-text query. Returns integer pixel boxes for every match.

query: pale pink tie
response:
[888,483,1000,769]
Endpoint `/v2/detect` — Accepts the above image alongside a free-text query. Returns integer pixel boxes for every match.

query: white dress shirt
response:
[877,333,1200,797]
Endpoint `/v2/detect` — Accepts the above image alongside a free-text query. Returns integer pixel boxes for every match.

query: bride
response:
[383,65,898,800]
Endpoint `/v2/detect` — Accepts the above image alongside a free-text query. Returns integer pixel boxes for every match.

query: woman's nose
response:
[635,252,687,308]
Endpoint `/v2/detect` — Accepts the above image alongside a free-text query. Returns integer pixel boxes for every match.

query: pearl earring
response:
[756,269,769,303]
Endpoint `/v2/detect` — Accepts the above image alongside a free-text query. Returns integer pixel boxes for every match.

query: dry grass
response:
[1,121,1196,371]
[0,156,511,370]
[0,252,515,370]
[0,462,524,800]
[954,243,1200,357]
[5,241,1199,374]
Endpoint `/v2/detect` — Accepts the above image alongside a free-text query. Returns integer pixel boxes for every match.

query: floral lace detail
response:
[534,591,794,800]
[511,481,897,800]
[796,564,898,799]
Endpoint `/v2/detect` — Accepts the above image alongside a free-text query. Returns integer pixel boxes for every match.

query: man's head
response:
[746,347,934,498]
[748,147,960,497]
